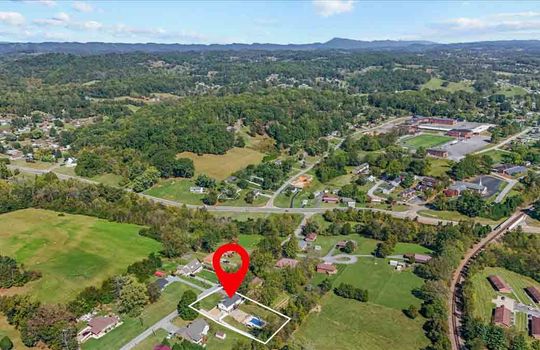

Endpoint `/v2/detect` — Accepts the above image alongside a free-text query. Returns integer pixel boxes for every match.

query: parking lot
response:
[442,134,491,161]
[471,175,503,198]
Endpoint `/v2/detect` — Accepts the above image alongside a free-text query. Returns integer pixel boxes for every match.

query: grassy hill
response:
[0,208,160,303]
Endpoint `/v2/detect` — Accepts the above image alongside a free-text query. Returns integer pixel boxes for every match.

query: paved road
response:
[367,180,385,202]
[119,310,178,350]
[448,210,527,350]
[474,127,531,155]
[491,173,518,204]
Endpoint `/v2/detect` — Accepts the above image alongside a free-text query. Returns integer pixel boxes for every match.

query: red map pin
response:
[212,243,250,297]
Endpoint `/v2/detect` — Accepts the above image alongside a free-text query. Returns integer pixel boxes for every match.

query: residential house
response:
[444,188,460,197]
[154,278,170,291]
[525,286,540,303]
[275,258,299,269]
[532,317,540,340]
[353,163,370,175]
[488,275,512,293]
[316,263,337,275]
[341,197,356,207]
[389,260,406,271]
[78,315,122,342]
[218,294,243,313]
[336,240,357,250]
[322,194,339,204]
[405,253,432,264]
[176,319,210,345]
[492,306,512,328]
[305,232,317,242]
[400,189,416,201]
[190,186,206,194]
[421,177,439,188]
[177,259,203,276]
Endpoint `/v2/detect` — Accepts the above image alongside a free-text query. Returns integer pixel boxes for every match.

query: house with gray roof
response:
[218,294,243,313]
[449,181,487,195]
[177,259,203,276]
[176,318,209,345]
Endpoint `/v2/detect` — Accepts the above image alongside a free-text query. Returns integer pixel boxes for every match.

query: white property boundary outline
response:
[188,286,291,345]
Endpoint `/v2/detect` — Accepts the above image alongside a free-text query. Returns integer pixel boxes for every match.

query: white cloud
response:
[19,0,56,7]
[432,12,540,37]
[313,0,354,17]
[0,11,25,26]
[72,1,94,13]
[34,12,70,26]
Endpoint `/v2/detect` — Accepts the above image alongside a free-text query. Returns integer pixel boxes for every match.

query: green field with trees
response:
[0,209,160,303]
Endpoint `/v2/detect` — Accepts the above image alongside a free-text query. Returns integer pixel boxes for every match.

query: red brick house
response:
[305,232,318,242]
[316,263,337,275]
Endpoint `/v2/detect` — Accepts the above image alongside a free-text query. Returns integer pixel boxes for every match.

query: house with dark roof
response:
[77,315,122,342]
[218,294,243,313]
[176,319,209,345]
[154,278,170,291]
[488,275,512,293]
[525,286,540,303]
[177,259,203,276]
[492,306,512,328]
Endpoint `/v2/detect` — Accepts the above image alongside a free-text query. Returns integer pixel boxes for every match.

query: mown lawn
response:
[480,149,517,164]
[131,328,168,350]
[292,293,429,350]
[470,267,540,332]
[0,209,160,303]
[401,134,455,150]
[83,283,196,350]
[418,209,503,225]
[178,147,265,180]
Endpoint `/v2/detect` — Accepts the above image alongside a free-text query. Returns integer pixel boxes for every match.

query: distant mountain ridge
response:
[0,38,539,55]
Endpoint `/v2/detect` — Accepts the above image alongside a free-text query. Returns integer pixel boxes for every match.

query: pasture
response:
[401,134,455,150]
[178,147,265,180]
[421,77,474,93]
[0,209,160,303]
[292,293,429,350]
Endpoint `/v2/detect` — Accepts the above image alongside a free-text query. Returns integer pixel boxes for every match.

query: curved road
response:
[448,210,526,350]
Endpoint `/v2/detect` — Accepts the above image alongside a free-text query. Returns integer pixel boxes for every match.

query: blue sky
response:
[1,1,540,44]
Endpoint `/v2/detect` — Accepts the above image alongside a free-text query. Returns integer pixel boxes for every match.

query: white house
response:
[218,294,243,313]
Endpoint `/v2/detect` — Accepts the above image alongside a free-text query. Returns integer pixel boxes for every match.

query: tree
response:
[342,241,356,254]
[510,334,529,350]
[404,305,419,319]
[203,190,218,205]
[282,237,298,258]
[0,336,13,350]
[195,174,216,188]
[146,282,161,303]
[118,275,149,316]
[0,163,12,180]
[177,290,198,320]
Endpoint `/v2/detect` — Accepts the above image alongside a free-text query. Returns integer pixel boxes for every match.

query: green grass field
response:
[401,134,455,150]
[428,158,452,177]
[333,259,425,310]
[178,147,265,180]
[0,209,160,303]
[481,149,517,164]
[144,178,205,205]
[470,267,540,332]
[496,86,528,97]
[83,283,196,350]
[292,293,429,350]
[421,77,474,93]
[54,166,124,187]
[132,328,168,350]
